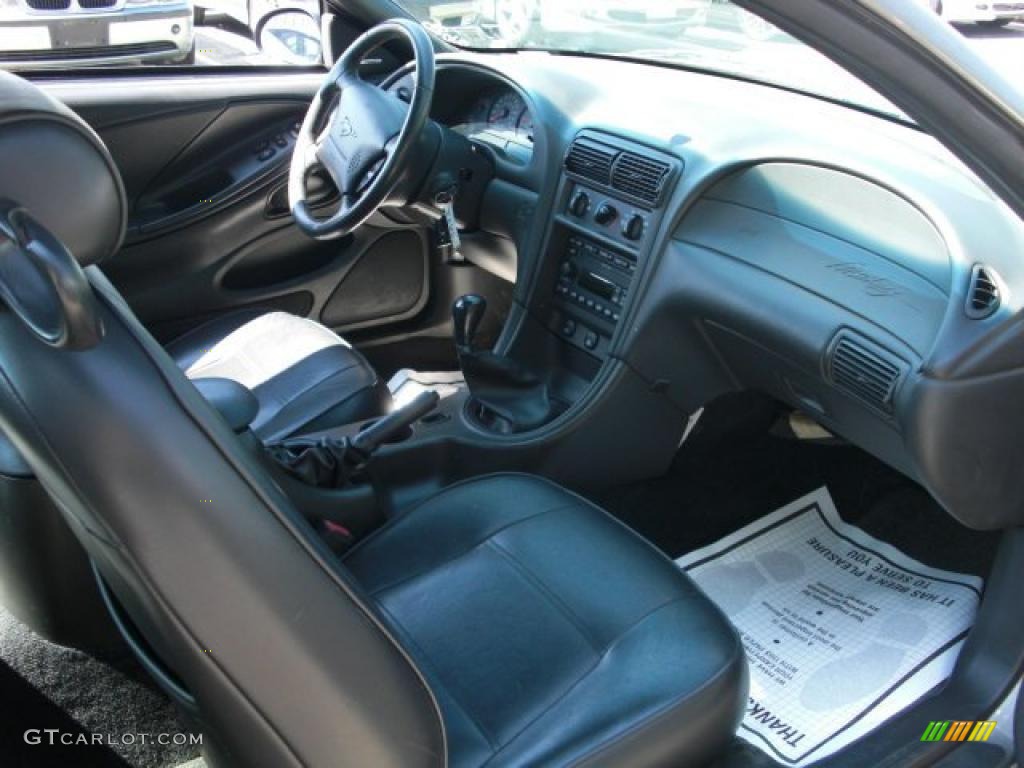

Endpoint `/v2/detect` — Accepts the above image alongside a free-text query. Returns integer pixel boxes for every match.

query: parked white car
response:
[193,0,317,48]
[0,0,194,67]
[730,0,1022,41]
[429,0,710,46]
[923,0,1024,26]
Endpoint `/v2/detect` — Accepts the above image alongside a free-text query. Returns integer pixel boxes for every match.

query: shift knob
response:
[453,294,487,350]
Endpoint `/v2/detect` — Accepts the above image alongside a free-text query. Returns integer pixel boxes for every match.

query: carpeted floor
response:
[0,606,201,768]
[593,393,1003,768]
[591,393,1001,578]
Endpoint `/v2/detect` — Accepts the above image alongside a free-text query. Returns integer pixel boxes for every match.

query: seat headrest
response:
[0,70,126,267]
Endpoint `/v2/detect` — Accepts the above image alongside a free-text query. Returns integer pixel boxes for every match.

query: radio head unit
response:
[551,234,639,356]
[579,271,615,301]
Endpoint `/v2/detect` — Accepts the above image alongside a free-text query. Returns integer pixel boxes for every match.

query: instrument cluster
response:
[388,70,535,165]
[450,86,534,164]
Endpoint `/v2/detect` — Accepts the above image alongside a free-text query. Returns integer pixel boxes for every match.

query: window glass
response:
[0,0,322,69]
[397,0,1024,118]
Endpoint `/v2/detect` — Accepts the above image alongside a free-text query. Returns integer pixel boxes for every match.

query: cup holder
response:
[358,419,413,444]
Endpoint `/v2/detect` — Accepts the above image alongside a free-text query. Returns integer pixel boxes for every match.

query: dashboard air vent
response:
[828,334,903,414]
[565,139,618,185]
[965,264,1001,319]
[611,152,671,204]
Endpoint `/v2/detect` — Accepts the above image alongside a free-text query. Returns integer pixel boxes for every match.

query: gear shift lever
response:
[452,294,553,433]
[453,294,487,351]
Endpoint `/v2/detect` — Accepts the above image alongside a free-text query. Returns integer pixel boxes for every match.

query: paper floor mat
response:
[676,487,982,766]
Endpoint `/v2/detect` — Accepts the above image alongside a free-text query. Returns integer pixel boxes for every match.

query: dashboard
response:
[389,71,535,166]
[385,52,1024,531]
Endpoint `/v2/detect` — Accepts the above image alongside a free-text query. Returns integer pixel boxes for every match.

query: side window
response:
[0,0,322,70]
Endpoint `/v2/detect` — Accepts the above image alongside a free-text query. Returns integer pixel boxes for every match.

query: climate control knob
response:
[569,190,590,218]
[623,213,645,241]
[594,203,618,226]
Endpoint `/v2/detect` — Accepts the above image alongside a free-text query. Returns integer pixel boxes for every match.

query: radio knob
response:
[623,213,645,241]
[594,203,617,226]
[560,260,578,279]
[569,191,590,218]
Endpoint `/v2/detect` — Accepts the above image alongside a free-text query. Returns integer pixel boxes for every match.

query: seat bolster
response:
[168,310,391,440]
[253,353,392,442]
[493,600,748,768]
[165,308,267,372]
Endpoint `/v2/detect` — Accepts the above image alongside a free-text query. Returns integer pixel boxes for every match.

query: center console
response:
[451,132,680,434]
[247,134,686,543]
[542,132,681,363]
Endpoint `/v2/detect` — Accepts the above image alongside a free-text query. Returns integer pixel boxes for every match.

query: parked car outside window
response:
[0,0,320,67]
[0,0,194,66]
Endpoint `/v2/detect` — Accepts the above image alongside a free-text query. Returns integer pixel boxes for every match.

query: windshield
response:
[399,0,903,117]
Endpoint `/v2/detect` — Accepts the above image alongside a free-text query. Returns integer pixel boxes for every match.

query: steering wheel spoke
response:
[313,136,352,195]
[332,67,360,92]
[288,19,435,240]
[353,156,383,195]
[300,139,322,175]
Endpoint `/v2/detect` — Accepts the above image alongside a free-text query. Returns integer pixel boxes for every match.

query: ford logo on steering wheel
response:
[336,116,356,138]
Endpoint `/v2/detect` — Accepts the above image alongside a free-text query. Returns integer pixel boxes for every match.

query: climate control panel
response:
[565,183,649,249]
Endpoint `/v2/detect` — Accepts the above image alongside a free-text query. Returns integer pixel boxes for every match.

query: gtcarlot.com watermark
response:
[24,729,202,747]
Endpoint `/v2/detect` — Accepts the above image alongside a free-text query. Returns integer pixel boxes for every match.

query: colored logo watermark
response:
[920,721,996,742]
[24,730,202,747]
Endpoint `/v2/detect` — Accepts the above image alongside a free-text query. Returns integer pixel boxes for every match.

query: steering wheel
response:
[289,19,435,239]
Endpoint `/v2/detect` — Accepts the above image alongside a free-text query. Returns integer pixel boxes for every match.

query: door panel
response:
[124,102,309,237]
[320,230,429,330]
[95,107,224,209]
[38,73,436,345]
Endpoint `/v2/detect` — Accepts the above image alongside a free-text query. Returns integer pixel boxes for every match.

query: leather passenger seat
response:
[345,473,748,767]
[0,70,748,767]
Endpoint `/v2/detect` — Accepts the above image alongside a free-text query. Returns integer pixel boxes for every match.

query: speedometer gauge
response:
[487,92,522,132]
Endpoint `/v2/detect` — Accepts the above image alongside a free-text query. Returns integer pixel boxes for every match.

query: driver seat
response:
[166,309,391,442]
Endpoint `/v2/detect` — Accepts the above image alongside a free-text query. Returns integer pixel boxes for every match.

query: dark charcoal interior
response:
[0,5,1022,768]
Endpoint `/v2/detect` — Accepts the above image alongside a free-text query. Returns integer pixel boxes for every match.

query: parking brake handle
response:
[350,390,440,458]
[267,391,439,488]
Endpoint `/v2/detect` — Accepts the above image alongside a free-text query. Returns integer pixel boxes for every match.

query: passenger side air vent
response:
[611,153,671,204]
[965,264,1001,319]
[827,334,904,414]
[565,139,618,185]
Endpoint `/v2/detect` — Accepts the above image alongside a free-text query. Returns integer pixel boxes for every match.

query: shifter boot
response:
[461,350,553,431]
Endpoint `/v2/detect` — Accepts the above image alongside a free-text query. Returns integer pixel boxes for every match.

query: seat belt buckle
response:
[319,519,354,555]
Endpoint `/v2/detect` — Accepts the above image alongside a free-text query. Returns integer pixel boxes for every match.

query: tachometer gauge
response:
[516,108,534,142]
[487,92,522,132]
